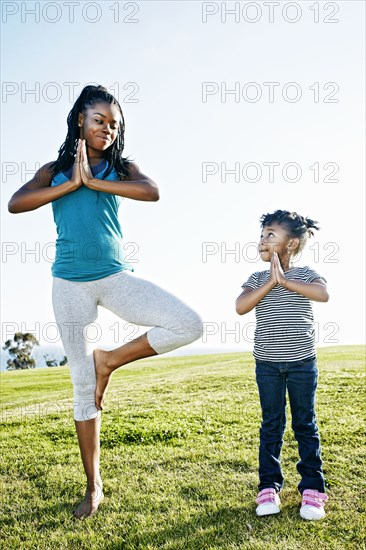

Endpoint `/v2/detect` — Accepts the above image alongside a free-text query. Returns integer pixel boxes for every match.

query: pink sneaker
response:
[300,489,328,520]
[255,488,281,516]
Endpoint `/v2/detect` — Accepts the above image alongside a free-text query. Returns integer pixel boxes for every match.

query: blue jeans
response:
[255,355,325,494]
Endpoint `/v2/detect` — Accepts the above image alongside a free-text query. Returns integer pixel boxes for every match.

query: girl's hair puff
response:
[50,84,131,181]
[260,209,320,255]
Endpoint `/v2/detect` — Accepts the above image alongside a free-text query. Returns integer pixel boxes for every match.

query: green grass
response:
[0,346,365,549]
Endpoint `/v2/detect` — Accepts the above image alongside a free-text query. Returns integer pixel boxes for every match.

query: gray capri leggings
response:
[52,270,203,421]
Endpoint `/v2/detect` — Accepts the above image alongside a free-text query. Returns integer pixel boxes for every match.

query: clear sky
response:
[1,1,365,361]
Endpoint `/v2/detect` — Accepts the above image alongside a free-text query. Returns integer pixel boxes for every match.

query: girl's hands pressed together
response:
[272,252,287,287]
[269,253,278,287]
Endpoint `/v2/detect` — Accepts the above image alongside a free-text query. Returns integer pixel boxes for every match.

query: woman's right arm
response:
[8,162,79,214]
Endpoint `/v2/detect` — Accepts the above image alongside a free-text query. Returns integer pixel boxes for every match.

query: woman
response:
[8,84,203,519]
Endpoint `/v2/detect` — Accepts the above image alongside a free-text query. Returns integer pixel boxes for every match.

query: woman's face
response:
[258,222,298,262]
[78,101,121,155]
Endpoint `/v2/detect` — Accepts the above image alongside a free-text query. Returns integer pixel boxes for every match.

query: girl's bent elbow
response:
[317,291,329,302]
[235,302,246,315]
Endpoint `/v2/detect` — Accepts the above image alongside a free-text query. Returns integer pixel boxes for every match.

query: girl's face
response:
[78,101,121,155]
[258,223,299,263]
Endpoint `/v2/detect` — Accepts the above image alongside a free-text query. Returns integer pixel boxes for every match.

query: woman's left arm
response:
[84,158,159,202]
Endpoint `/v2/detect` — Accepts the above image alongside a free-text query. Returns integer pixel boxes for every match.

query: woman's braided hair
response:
[260,209,320,255]
[49,84,131,180]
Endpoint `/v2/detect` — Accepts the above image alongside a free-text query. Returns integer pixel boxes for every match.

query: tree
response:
[42,354,68,367]
[2,332,40,370]
[43,353,58,367]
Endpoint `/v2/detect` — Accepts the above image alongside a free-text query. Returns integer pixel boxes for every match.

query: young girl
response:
[8,85,202,519]
[235,210,329,521]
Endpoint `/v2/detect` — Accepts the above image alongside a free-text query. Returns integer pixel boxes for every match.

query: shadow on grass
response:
[209,459,254,472]
[1,499,84,531]
[103,502,303,549]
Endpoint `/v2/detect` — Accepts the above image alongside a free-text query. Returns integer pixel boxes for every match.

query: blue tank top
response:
[51,159,134,281]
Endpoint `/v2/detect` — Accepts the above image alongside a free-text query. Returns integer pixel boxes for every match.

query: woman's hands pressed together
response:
[71,139,96,189]
[80,139,96,187]
[70,139,83,189]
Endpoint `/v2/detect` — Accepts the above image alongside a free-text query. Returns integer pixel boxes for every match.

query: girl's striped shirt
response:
[241,266,326,361]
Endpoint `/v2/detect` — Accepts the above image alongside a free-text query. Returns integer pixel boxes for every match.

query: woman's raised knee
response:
[181,310,203,345]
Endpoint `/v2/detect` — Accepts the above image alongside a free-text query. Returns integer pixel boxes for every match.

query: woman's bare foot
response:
[93,349,114,410]
[73,480,104,519]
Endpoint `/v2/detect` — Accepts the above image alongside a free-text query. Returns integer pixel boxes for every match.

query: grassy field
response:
[0,345,365,550]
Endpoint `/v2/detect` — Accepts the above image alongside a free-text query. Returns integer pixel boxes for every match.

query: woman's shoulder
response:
[123,160,153,182]
[44,160,61,176]
[47,161,68,185]
[24,161,58,189]
[124,160,139,179]
[39,161,58,177]
[44,161,58,170]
